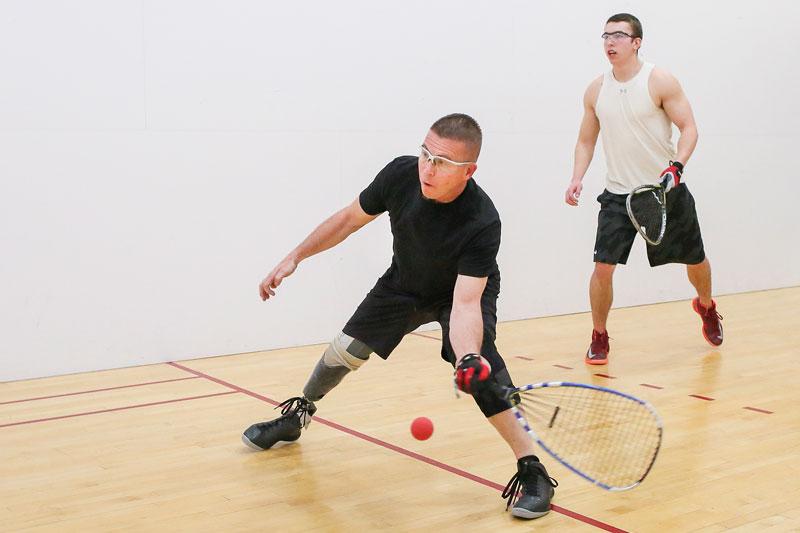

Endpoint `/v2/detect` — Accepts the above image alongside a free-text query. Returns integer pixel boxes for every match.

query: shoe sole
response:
[585,349,608,365]
[692,299,723,347]
[511,507,551,519]
[241,434,267,450]
[241,433,298,451]
[511,487,555,519]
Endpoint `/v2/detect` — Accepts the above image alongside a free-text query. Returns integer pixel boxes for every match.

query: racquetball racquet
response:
[504,381,662,491]
[626,183,667,245]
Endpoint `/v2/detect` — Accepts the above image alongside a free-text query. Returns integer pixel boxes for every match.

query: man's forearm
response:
[289,207,361,263]
[449,304,484,363]
[572,141,596,181]
[675,125,698,165]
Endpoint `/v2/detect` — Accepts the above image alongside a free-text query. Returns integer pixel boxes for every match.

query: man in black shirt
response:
[243,114,556,519]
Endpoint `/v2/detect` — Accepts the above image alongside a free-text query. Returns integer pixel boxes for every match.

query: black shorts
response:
[593,184,706,267]
[342,275,513,417]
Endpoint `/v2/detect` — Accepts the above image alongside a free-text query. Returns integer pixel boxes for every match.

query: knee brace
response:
[302,332,372,402]
[473,367,515,418]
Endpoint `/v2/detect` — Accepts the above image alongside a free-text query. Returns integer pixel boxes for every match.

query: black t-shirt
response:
[359,155,501,301]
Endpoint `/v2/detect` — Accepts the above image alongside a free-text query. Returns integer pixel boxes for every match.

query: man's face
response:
[603,21,641,64]
[417,131,477,202]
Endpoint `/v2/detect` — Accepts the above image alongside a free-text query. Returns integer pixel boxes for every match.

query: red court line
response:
[168,362,281,406]
[410,331,441,341]
[688,394,714,401]
[639,383,664,390]
[743,406,773,414]
[168,361,627,533]
[553,364,573,370]
[317,416,626,533]
[0,391,237,428]
[593,373,616,379]
[0,376,200,405]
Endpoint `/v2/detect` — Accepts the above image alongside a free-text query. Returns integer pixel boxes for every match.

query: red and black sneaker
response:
[585,330,610,365]
[692,298,724,346]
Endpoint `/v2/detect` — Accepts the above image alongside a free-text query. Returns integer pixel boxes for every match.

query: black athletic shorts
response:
[342,275,513,417]
[593,183,706,267]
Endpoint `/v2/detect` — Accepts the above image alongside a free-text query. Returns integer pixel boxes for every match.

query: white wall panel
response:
[1,1,798,380]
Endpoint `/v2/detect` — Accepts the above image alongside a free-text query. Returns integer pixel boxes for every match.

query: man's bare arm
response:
[449,274,489,363]
[259,198,378,300]
[566,76,603,206]
[652,68,698,165]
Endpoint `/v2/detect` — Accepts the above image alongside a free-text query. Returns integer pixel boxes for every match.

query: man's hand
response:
[455,353,492,394]
[565,178,583,206]
[659,161,684,193]
[259,257,298,300]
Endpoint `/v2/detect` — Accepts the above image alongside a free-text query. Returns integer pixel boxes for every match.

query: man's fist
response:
[455,354,492,394]
[659,161,684,193]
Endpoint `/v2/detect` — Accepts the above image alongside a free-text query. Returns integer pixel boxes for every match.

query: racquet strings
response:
[515,386,661,488]
[629,189,665,242]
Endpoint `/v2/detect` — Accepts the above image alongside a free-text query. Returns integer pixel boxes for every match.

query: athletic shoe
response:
[692,298,724,346]
[241,396,317,450]
[502,456,558,519]
[585,329,610,365]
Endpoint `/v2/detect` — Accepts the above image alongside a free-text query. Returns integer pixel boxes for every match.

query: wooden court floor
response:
[2,287,799,532]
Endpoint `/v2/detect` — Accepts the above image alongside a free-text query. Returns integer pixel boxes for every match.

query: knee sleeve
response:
[303,332,373,401]
[473,367,514,418]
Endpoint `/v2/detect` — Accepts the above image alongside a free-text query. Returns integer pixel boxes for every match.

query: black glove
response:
[455,353,492,394]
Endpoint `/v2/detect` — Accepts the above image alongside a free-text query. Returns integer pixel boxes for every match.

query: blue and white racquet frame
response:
[506,381,663,491]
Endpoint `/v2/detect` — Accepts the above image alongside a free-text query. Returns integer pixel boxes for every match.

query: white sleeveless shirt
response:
[595,61,677,194]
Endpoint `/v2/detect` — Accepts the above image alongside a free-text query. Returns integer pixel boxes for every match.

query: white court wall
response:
[1,1,798,381]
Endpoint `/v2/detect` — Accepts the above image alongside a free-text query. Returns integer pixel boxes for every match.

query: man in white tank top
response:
[564,13,723,365]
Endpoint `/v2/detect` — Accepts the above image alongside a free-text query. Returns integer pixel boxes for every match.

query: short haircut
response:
[607,13,643,39]
[430,113,482,159]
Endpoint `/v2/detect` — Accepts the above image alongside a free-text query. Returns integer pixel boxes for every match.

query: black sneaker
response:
[241,397,317,450]
[501,456,558,519]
